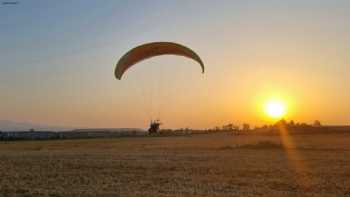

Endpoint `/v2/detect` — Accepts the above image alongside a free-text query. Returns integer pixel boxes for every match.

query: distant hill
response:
[325,125,350,131]
[72,128,145,132]
[0,120,145,133]
[0,120,74,131]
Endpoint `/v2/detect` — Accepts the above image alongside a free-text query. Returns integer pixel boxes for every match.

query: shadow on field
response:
[219,140,350,152]
[219,141,284,150]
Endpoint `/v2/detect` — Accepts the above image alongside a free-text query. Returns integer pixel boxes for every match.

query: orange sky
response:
[1,1,350,129]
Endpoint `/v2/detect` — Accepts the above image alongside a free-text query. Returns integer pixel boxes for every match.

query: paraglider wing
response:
[115,42,204,79]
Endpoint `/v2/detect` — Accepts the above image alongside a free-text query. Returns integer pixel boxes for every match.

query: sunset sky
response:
[1,0,350,129]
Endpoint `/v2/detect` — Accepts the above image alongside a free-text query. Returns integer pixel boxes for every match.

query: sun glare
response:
[265,100,286,119]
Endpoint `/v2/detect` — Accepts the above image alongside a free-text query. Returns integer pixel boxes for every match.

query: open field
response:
[0,133,350,197]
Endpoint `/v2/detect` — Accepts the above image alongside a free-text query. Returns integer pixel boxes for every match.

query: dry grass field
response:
[0,133,350,197]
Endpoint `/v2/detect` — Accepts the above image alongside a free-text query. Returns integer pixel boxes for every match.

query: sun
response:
[265,100,286,119]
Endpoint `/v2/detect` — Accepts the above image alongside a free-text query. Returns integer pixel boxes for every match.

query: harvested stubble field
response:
[0,133,350,197]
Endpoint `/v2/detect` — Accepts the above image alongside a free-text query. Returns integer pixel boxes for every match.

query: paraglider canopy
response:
[115,42,204,79]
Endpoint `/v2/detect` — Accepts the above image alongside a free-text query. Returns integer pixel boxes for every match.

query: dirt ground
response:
[0,133,349,197]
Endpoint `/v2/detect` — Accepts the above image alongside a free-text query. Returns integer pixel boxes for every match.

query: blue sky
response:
[1,0,350,128]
